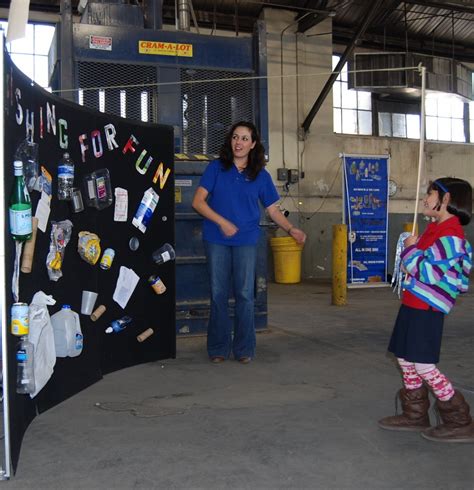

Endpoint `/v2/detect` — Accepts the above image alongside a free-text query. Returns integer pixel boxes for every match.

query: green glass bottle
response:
[9,160,32,241]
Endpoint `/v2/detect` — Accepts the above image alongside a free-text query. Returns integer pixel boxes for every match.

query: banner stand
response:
[342,152,390,288]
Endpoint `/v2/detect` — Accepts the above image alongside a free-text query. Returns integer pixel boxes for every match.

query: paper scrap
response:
[113,266,140,309]
[114,187,128,222]
[35,193,51,232]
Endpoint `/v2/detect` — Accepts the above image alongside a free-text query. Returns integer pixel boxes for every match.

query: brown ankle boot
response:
[378,386,431,431]
[421,391,474,443]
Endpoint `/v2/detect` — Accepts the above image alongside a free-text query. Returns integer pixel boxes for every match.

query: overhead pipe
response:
[301,0,385,135]
[177,0,191,31]
[189,0,200,34]
[234,0,239,36]
[280,12,313,168]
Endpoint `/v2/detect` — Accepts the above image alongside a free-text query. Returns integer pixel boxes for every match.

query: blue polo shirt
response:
[199,159,280,246]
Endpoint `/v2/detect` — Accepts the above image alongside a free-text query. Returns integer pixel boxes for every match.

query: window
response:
[379,113,422,139]
[377,102,421,139]
[426,94,466,143]
[470,101,474,143]
[332,55,372,135]
[0,21,55,88]
[332,52,474,144]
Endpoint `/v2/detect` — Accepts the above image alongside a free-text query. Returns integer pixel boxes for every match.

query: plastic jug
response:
[50,305,83,357]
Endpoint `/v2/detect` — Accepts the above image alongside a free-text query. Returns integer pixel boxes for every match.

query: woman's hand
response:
[265,204,306,245]
[193,187,238,237]
[404,234,418,248]
[289,227,306,245]
[219,219,239,237]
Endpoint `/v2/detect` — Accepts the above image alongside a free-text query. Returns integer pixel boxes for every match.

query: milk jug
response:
[50,305,83,357]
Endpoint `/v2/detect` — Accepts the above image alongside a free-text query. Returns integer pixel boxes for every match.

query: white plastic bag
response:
[28,291,57,398]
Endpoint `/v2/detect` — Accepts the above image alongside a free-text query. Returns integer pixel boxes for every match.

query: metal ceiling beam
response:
[301,0,385,134]
[371,0,404,27]
[332,26,474,62]
[403,0,474,14]
[162,5,256,31]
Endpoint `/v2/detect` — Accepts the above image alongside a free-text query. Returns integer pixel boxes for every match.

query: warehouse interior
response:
[1,0,474,487]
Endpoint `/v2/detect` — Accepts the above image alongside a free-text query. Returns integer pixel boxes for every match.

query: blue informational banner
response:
[343,154,389,285]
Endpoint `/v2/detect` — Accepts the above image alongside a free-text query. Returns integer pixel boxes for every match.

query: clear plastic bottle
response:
[50,305,83,357]
[9,160,32,241]
[57,152,75,201]
[16,336,35,394]
[83,169,113,210]
[152,243,176,265]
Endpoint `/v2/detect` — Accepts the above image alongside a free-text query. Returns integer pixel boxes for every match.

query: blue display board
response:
[343,154,389,285]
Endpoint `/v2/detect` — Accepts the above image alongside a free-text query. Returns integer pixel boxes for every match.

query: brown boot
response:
[378,386,431,431]
[422,391,474,443]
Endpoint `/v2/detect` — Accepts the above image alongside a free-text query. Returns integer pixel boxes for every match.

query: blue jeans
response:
[204,241,257,360]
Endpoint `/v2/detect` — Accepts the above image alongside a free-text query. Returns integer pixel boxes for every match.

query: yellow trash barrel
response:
[403,222,419,235]
[270,236,303,284]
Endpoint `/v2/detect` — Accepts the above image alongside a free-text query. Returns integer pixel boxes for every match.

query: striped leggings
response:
[397,358,455,401]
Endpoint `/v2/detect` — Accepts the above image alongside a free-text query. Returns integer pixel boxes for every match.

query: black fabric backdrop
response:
[3,50,176,472]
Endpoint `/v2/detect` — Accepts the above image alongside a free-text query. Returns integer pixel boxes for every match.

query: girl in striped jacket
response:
[379,177,473,443]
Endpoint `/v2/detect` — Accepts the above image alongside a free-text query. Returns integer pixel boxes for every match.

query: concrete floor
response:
[3,281,474,489]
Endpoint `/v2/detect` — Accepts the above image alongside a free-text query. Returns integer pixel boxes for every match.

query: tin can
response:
[100,248,115,270]
[11,302,29,336]
[148,275,166,295]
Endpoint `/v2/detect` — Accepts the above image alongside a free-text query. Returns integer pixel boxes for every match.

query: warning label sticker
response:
[89,35,112,51]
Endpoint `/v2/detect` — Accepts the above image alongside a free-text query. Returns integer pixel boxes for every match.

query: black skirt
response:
[388,304,445,364]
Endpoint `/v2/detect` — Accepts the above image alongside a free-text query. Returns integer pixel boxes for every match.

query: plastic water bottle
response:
[105,316,133,334]
[57,152,75,201]
[50,305,83,357]
[16,336,35,394]
[75,332,83,352]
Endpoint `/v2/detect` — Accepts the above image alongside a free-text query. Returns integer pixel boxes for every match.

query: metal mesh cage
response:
[76,61,158,122]
[180,68,255,155]
[75,62,256,154]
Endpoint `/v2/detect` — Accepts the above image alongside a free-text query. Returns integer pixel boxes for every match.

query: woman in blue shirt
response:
[192,121,306,364]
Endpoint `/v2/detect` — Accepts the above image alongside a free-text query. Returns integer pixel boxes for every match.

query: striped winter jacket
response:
[401,236,472,314]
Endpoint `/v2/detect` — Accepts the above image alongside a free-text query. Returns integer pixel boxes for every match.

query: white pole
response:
[412,64,426,235]
[0,34,13,480]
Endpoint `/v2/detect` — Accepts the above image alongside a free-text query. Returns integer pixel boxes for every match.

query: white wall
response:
[262,8,474,278]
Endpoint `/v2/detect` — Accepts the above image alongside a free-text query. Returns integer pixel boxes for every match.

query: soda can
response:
[11,302,29,336]
[100,248,115,270]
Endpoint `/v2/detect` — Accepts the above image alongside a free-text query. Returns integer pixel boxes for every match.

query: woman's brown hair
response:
[219,121,266,180]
